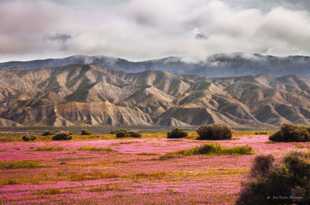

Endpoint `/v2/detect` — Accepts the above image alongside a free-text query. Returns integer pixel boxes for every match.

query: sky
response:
[1,0,310,62]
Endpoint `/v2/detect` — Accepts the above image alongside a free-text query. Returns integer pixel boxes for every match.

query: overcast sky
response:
[1,0,310,62]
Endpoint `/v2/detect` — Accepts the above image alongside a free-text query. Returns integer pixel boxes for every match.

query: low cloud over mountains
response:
[2,0,310,61]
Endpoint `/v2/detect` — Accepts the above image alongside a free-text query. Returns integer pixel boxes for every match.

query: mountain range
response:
[1,53,310,128]
[2,53,310,78]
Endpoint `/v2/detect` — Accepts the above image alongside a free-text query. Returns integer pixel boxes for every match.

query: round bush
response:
[167,128,188,139]
[22,135,36,142]
[115,129,142,138]
[52,133,72,141]
[197,125,232,140]
[270,124,310,142]
[115,129,127,138]
[250,155,275,178]
[81,130,91,135]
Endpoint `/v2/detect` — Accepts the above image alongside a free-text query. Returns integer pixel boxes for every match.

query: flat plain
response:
[0,131,308,205]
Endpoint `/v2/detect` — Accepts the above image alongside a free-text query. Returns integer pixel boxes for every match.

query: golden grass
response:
[68,172,119,181]
[0,169,119,185]
[72,134,115,140]
[78,146,114,152]
[34,146,64,152]
[128,172,168,181]
[35,188,73,195]
[0,133,24,142]
[125,168,249,182]
[88,184,124,192]
[232,130,274,137]
[0,165,249,186]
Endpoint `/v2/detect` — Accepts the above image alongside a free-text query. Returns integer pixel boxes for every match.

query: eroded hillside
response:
[1,64,310,128]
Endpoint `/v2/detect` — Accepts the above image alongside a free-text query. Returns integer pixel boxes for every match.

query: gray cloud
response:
[1,0,310,61]
[47,33,72,50]
[48,33,72,43]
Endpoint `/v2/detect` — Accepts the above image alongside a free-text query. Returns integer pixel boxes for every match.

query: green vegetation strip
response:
[160,144,253,160]
[78,146,114,152]
[0,160,43,169]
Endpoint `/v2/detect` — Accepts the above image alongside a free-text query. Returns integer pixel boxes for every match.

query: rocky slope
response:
[1,64,310,128]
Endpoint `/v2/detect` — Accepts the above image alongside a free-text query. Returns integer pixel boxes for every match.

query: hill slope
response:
[1,64,310,128]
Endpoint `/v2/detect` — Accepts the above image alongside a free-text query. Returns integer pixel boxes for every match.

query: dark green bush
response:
[115,129,128,138]
[270,124,310,142]
[167,128,188,139]
[52,133,72,141]
[160,144,253,160]
[115,129,141,138]
[197,124,232,140]
[127,131,142,138]
[250,155,275,178]
[236,152,310,205]
[22,135,36,142]
[81,130,91,135]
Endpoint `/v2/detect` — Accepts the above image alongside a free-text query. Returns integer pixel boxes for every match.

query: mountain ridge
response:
[1,53,310,78]
[1,63,310,128]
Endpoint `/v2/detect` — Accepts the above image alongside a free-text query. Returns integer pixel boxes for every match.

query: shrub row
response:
[167,125,232,140]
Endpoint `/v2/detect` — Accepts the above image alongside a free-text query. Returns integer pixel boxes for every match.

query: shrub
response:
[127,131,142,138]
[52,133,72,141]
[115,129,142,138]
[250,155,275,178]
[197,124,232,140]
[115,129,128,138]
[270,124,310,142]
[42,131,53,136]
[81,130,91,135]
[167,128,188,139]
[236,152,310,205]
[22,135,36,142]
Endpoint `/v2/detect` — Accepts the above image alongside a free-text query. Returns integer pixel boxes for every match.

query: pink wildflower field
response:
[0,135,308,205]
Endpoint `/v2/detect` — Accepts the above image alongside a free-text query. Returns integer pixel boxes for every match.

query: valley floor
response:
[0,135,309,205]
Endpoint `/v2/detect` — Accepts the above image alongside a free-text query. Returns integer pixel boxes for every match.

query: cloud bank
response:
[1,0,310,61]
